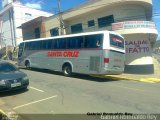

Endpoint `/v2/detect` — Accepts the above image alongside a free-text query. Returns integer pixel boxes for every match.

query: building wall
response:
[0,2,53,48]
[12,3,52,45]
[0,9,13,47]
[45,17,60,37]
[45,0,152,37]
[64,4,147,34]
[22,21,42,40]
[62,0,152,20]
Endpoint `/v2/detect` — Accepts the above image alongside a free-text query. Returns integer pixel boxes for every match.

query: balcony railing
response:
[112,21,156,31]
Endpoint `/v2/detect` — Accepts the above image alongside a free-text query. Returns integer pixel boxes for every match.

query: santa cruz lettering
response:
[48,51,79,58]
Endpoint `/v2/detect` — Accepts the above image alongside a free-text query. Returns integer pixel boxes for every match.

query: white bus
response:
[18,31,125,76]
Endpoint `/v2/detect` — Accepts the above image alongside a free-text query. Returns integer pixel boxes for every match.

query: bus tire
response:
[25,61,30,69]
[62,64,72,77]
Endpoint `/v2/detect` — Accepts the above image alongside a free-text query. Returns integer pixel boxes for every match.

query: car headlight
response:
[0,80,6,86]
[22,76,28,81]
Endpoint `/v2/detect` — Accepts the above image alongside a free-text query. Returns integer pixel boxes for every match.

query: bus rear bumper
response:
[101,68,124,75]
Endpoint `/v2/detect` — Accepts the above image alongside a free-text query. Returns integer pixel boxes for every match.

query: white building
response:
[0,0,52,48]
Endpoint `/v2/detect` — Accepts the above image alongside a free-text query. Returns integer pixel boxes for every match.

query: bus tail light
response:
[104,58,109,63]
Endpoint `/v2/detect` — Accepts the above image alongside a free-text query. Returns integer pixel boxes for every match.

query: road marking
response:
[0,109,7,116]
[29,86,45,92]
[13,95,57,110]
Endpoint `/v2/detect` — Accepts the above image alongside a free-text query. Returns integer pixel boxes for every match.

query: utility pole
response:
[57,0,65,35]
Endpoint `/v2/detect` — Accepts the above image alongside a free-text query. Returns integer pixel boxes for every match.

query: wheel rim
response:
[63,65,72,76]
[64,67,71,75]
[26,62,30,69]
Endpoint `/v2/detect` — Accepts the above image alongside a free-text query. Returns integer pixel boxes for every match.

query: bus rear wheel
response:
[63,64,72,77]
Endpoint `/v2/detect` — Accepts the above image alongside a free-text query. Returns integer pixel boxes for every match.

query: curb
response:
[139,78,160,83]
[91,75,160,83]
[91,75,136,81]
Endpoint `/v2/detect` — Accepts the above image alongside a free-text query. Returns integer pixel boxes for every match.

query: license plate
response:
[11,82,21,88]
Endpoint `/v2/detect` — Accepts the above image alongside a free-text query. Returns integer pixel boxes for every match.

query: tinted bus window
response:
[58,38,66,49]
[30,42,38,50]
[84,34,103,48]
[18,43,24,57]
[42,40,53,49]
[33,41,42,50]
[67,37,77,49]
[67,36,83,49]
[53,39,58,49]
[24,42,31,50]
[110,34,124,49]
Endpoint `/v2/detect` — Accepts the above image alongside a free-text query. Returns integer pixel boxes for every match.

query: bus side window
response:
[67,37,76,49]
[53,39,58,49]
[84,34,102,48]
[24,42,30,50]
[18,43,24,57]
[84,35,93,48]
[42,40,47,49]
[95,34,103,48]
[42,40,52,49]
[77,36,84,48]
[58,38,66,49]
[34,41,41,50]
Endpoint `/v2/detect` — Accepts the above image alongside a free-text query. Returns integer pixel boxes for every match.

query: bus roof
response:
[21,30,122,43]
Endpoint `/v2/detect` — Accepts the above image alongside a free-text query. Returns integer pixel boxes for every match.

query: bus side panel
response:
[73,50,103,74]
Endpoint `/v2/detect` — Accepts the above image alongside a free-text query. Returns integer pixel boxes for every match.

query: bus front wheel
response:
[62,64,72,77]
[25,61,30,69]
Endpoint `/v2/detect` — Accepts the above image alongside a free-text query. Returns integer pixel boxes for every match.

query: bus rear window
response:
[110,34,124,49]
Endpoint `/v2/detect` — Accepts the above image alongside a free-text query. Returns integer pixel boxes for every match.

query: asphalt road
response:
[0,68,160,119]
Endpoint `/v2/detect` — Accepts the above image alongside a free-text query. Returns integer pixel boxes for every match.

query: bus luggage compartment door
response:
[89,56,101,73]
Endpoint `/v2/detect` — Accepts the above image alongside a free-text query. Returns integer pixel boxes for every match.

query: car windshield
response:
[0,63,17,72]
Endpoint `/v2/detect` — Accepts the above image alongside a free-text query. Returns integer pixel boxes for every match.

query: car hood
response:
[0,71,27,80]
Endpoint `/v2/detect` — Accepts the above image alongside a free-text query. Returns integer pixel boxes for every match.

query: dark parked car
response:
[0,61,29,92]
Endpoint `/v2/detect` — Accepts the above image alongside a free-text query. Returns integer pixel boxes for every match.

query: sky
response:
[152,0,160,40]
[17,0,87,13]
[0,0,160,39]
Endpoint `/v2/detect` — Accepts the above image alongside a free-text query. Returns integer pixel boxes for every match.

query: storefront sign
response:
[112,21,156,30]
[125,40,150,53]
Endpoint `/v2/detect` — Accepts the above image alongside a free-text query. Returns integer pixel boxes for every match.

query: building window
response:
[35,28,40,38]
[88,20,95,27]
[50,27,59,36]
[98,15,114,28]
[71,23,83,34]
